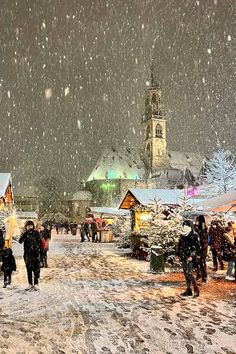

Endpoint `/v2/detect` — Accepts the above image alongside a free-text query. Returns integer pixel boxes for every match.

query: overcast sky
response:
[0,0,235,192]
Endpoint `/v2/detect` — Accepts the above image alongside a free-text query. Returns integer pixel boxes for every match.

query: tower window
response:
[156,124,163,138]
[146,125,151,139]
[152,93,156,103]
[146,143,151,158]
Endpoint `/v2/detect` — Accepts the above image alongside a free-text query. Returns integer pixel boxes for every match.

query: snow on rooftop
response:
[129,188,184,206]
[168,151,204,177]
[87,147,146,182]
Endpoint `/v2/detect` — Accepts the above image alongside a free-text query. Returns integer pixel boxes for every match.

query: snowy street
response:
[0,235,235,354]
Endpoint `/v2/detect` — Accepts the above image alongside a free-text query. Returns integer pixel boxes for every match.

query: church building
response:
[86,67,205,207]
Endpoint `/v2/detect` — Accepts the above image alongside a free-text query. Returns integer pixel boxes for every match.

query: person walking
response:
[1,247,16,288]
[195,215,208,283]
[84,221,90,241]
[224,223,236,281]
[178,220,201,298]
[19,220,43,291]
[91,219,98,242]
[209,220,224,271]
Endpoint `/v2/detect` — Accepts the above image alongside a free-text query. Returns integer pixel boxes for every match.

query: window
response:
[146,125,151,139]
[152,93,156,103]
[156,124,162,138]
[146,143,151,158]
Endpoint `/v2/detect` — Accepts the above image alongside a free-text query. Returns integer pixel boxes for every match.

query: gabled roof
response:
[87,147,146,182]
[0,173,12,198]
[119,188,184,209]
[168,151,204,178]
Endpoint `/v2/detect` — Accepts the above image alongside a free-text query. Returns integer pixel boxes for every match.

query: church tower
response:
[142,64,169,174]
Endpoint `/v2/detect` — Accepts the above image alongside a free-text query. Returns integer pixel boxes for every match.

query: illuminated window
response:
[156,124,162,138]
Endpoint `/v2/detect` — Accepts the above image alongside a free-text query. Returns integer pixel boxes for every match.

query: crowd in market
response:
[0,214,235,296]
[54,219,100,242]
[177,215,236,298]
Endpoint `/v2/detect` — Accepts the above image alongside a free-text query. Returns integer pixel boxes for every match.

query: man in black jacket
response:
[19,220,43,291]
[178,220,201,298]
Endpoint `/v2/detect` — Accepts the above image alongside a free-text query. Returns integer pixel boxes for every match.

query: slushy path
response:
[0,234,235,354]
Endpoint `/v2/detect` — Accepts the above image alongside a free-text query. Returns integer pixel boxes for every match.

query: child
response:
[1,247,16,288]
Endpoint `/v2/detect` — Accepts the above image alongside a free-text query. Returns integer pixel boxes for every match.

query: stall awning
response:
[0,173,12,198]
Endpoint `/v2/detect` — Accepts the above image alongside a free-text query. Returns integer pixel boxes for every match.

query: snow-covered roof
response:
[0,173,12,198]
[87,147,146,182]
[119,188,184,209]
[196,190,236,209]
[90,207,129,216]
[87,146,204,184]
[72,191,92,201]
[168,151,204,178]
[16,211,38,219]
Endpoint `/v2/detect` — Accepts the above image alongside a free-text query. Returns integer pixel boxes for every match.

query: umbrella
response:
[208,200,236,213]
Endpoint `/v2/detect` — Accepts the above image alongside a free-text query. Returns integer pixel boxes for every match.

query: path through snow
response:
[0,235,235,354]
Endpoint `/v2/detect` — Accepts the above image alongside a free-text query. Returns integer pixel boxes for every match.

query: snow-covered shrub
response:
[111,216,132,248]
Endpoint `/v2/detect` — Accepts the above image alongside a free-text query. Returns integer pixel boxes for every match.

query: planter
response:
[150,246,165,273]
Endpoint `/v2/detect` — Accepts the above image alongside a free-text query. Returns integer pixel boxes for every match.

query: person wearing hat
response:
[19,220,43,291]
[178,220,201,298]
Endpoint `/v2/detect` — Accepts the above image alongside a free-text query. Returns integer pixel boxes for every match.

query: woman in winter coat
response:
[178,220,201,298]
[224,223,236,281]
[209,220,224,271]
[19,220,43,291]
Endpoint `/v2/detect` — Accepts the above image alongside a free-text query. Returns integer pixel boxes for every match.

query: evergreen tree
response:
[205,149,236,196]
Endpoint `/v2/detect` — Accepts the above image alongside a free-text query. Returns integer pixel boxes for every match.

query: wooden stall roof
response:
[119,188,184,210]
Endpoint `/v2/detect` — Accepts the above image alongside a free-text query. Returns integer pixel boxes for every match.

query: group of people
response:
[80,219,98,242]
[54,219,99,243]
[55,222,78,235]
[178,215,236,298]
[0,220,51,291]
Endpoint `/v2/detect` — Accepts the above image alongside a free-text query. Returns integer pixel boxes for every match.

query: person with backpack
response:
[19,220,43,291]
[177,220,201,298]
[224,222,236,281]
[1,247,16,288]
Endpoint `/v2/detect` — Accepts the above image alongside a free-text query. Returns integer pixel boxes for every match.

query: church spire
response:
[150,61,160,88]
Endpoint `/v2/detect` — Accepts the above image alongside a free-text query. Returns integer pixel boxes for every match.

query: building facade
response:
[85,67,205,207]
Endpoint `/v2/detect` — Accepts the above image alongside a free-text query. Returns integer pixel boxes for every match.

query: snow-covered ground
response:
[0,235,235,354]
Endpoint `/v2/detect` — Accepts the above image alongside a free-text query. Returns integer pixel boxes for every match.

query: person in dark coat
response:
[84,222,90,241]
[178,220,201,298]
[91,219,98,242]
[39,225,51,268]
[194,215,208,283]
[1,247,16,288]
[209,220,224,271]
[19,220,43,291]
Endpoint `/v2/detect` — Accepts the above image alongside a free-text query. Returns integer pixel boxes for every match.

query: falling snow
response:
[0,0,234,194]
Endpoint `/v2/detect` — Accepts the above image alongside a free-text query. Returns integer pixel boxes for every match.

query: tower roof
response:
[150,62,160,88]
